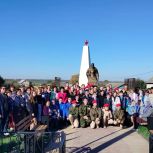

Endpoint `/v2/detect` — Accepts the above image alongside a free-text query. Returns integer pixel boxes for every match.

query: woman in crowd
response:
[36,88,43,124]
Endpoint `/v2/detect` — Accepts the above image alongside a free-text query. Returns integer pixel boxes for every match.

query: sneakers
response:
[4,133,10,136]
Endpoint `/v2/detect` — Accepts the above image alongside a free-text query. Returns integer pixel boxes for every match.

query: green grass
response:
[137,125,150,140]
[0,135,21,153]
[0,135,17,144]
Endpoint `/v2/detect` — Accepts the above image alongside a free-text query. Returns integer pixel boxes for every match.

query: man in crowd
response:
[79,98,91,128]
[98,90,105,108]
[114,104,125,128]
[0,86,9,135]
[104,93,112,111]
[68,100,79,128]
[90,100,102,129]
[14,89,27,123]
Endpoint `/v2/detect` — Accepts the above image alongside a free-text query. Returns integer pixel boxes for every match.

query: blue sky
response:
[0,0,153,81]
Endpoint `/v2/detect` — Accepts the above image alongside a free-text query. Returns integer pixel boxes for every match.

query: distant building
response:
[18,79,30,87]
[124,78,136,89]
[146,77,153,89]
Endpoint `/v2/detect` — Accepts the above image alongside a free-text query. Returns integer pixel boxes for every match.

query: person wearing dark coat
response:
[35,89,43,123]
[0,86,9,133]
[24,88,33,115]
[50,99,60,129]
[98,90,105,108]
[30,91,38,118]
[0,89,4,132]
[104,94,113,111]
[14,89,27,124]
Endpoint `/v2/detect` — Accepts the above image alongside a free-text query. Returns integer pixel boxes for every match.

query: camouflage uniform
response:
[90,107,102,128]
[114,109,125,126]
[69,106,79,119]
[79,104,91,128]
[69,106,79,128]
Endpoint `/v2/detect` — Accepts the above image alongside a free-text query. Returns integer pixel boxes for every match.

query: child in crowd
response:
[114,104,125,128]
[102,104,113,128]
[68,100,79,129]
[127,100,137,128]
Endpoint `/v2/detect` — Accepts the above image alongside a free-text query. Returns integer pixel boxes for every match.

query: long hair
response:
[30,90,37,104]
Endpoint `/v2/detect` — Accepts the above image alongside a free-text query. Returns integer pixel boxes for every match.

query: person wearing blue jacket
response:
[63,97,72,120]
[58,97,65,128]
[127,100,139,128]
[58,97,64,118]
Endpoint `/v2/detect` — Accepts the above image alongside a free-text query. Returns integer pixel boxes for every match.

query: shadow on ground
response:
[66,129,135,153]
[66,147,91,153]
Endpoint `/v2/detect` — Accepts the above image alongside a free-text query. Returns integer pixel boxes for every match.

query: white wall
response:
[146,83,153,89]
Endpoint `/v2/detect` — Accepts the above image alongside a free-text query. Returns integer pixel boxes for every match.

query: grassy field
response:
[137,125,150,140]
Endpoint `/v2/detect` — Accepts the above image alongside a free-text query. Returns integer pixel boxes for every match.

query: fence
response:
[0,131,66,153]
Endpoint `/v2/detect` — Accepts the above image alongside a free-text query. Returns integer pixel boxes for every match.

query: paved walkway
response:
[63,126,149,153]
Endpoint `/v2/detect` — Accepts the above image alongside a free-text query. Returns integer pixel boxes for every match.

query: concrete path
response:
[62,126,149,153]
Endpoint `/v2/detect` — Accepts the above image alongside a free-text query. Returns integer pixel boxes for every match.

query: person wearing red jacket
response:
[57,87,67,103]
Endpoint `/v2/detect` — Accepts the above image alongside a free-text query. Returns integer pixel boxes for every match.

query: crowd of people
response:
[0,82,153,135]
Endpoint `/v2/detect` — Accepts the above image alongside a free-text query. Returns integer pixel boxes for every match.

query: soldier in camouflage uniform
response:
[68,100,79,128]
[90,100,102,129]
[79,98,91,128]
[114,103,125,128]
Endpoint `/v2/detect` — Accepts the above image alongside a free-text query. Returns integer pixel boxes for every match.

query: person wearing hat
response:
[102,104,113,128]
[90,100,102,129]
[114,103,125,128]
[68,100,79,128]
[79,98,91,128]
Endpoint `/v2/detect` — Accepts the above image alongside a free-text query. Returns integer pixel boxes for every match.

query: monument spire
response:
[79,40,91,86]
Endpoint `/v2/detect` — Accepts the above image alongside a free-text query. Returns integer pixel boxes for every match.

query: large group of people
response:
[0,82,153,135]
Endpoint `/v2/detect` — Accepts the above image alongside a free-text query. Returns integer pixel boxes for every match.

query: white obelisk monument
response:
[79,40,91,86]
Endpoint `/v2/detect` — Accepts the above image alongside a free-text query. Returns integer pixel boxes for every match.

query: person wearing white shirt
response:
[112,92,121,113]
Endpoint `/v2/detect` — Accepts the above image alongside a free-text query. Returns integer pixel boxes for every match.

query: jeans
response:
[3,116,9,133]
